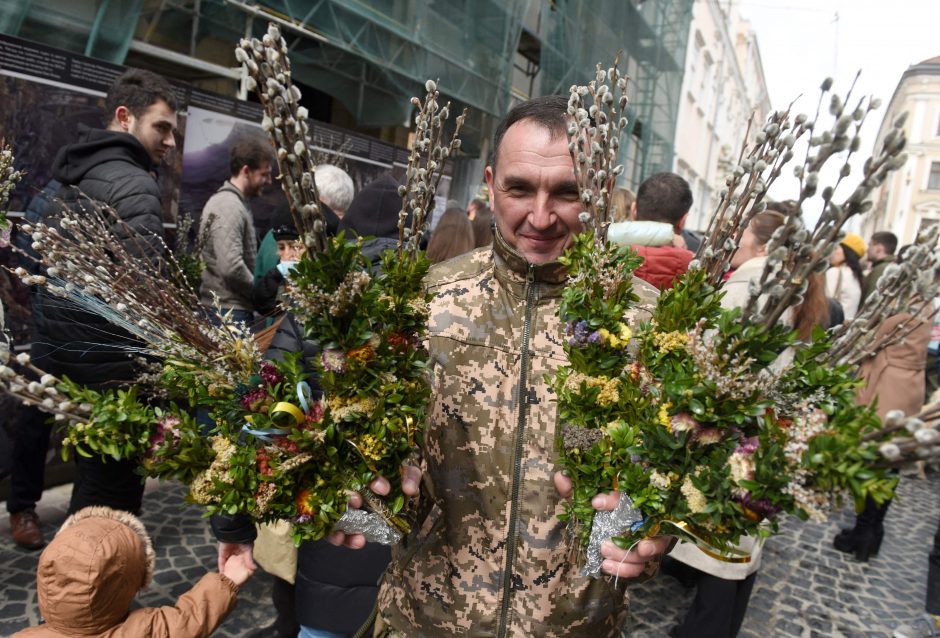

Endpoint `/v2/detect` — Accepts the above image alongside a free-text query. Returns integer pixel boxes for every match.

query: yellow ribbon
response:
[269,401,305,426]
[659,520,752,563]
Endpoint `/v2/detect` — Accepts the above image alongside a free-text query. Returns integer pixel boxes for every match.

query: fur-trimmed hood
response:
[35,506,156,634]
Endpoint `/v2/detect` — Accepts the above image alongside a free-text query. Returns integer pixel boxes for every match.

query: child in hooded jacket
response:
[14,505,254,637]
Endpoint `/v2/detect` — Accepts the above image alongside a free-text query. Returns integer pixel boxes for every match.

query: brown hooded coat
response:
[855,312,931,418]
[14,506,238,638]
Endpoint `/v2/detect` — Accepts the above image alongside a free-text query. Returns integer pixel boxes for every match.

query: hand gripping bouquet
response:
[553,66,940,574]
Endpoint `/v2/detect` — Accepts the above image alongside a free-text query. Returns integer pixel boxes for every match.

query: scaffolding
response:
[0,0,692,174]
[538,0,693,184]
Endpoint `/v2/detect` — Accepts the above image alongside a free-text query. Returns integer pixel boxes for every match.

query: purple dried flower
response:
[737,492,781,519]
[735,436,759,456]
[148,416,181,454]
[240,387,271,412]
[587,331,602,344]
[260,361,283,386]
[320,349,347,373]
[565,320,592,346]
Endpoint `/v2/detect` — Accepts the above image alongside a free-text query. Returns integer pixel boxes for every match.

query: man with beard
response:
[199,138,273,326]
[16,69,179,534]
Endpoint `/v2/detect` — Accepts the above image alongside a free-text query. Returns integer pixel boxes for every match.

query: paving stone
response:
[2,474,939,636]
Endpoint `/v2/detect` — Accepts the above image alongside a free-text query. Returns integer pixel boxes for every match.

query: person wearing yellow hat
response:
[826,232,866,320]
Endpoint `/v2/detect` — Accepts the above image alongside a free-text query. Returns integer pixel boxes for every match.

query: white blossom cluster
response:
[0,142,22,213]
[396,80,467,257]
[237,25,327,253]
[685,320,777,402]
[565,56,629,245]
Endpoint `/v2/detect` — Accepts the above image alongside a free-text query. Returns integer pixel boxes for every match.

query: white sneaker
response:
[894,614,940,638]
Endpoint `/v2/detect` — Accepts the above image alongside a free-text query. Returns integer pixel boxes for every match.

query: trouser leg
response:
[68,454,145,515]
[7,405,53,514]
[926,517,940,616]
[677,570,753,638]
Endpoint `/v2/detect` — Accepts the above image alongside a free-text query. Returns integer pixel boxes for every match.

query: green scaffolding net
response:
[0,0,691,174]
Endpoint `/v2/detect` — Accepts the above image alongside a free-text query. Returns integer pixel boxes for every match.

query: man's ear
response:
[630,201,637,221]
[113,106,132,132]
[484,165,495,196]
[675,212,688,233]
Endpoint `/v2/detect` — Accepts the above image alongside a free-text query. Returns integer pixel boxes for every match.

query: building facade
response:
[672,0,771,232]
[0,0,693,205]
[861,56,940,245]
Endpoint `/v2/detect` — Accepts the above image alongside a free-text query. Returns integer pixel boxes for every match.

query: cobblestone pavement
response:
[1,473,937,637]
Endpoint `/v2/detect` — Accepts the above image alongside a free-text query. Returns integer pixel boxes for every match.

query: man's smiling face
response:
[485,119,581,264]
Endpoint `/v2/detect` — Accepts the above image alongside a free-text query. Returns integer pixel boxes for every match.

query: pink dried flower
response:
[240,387,272,412]
[320,349,346,373]
[148,415,181,454]
[260,361,283,386]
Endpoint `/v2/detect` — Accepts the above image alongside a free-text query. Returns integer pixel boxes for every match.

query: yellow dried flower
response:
[617,322,632,343]
[658,401,673,431]
[564,372,620,406]
[652,330,689,353]
[355,433,386,462]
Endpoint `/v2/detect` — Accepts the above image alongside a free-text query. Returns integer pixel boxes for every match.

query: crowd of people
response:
[3,69,939,638]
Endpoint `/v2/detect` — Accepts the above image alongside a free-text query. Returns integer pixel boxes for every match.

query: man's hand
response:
[217,541,255,573]
[554,471,673,578]
[325,464,422,549]
[590,491,672,578]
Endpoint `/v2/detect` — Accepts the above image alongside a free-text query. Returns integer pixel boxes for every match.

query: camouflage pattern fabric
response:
[377,231,659,637]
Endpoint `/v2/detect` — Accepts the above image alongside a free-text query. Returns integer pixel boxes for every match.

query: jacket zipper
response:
[497,264,537,638]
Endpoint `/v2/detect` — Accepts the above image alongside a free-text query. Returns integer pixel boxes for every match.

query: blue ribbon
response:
[296,381,312,413]
[241,423,290,442]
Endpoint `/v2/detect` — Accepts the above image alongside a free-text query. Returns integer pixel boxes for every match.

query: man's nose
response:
[529,194,554,229]
[165,132,177,149]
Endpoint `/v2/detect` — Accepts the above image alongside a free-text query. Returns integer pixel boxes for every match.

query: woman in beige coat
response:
[833,307,931,561]
[666,208,830,638]
[14,506,253,637]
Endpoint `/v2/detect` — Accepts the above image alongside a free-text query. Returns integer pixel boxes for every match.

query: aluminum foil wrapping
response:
[333,509,403,545]
[581,492,644,578]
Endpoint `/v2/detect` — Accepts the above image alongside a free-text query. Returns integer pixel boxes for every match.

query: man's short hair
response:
[105,69,178,121]
[314,164,355,213]
[491,95,569,169]
[229,138,272,177]
[635,172,693,226]
[870,231,898,255]
[469,197,488,213]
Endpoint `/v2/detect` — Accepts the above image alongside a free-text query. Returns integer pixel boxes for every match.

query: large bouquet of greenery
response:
[3,24,463,545]
[553,65,940,569]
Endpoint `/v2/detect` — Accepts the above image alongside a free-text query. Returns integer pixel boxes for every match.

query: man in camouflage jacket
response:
[351,96,668,637]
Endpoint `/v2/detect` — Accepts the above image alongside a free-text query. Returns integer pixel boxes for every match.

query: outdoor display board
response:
[0,31,442,347]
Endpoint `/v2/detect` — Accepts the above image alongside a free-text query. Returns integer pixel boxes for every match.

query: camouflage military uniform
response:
[377,231,659,637]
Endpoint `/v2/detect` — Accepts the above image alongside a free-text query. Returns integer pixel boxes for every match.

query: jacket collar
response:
[220,180,248,205]
[492,228,568,296]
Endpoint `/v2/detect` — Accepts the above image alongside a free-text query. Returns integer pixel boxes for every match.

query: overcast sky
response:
[737,0,940,115]
[727,0,940,221]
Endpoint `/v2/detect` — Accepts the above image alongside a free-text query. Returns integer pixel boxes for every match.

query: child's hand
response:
[221,552,256,586]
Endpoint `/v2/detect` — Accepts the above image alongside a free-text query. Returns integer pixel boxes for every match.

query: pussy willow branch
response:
[566,53,629,247]
[237,24,326,254]
[9,198,259,386]
[397,79,467,258]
